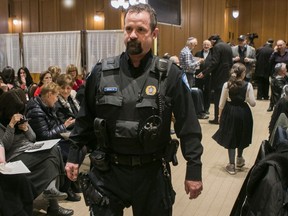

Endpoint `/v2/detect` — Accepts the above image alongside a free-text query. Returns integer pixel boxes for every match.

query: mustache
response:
[126,39,142,55]
[127,39,140,47]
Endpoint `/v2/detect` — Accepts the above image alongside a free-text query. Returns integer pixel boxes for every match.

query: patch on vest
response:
[145,85,157,96]
[103,87,118,93]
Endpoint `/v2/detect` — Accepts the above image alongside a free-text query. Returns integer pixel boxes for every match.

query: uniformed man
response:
[65,3,203,216]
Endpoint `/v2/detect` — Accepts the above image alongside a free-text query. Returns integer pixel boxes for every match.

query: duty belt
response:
[110,153,163,167]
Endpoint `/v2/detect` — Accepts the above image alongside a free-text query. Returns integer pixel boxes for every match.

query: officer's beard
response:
[126,40,143,55]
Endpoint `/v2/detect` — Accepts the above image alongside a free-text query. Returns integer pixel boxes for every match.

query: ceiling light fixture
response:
[111,0,147,10]
[232,9,239,18]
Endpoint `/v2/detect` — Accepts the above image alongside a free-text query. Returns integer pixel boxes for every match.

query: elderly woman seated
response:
[26,82,85,202]
[0,88,73,216]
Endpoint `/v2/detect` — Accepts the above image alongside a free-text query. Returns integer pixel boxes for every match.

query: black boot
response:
[267,106,273,112]
[66,188,81,202]
[71,180,82,193]
[47,206,74,216]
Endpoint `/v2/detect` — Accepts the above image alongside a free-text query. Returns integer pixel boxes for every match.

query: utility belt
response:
[110,153,163,167]
[89,139,179,172]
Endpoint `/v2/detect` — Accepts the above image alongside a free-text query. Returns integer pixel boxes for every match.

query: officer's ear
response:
[152,28,159,40]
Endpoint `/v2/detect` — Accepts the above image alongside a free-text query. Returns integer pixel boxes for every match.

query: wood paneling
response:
[0,0,9,33]
[238,0,288,48]
[3,0,288,57]
[158,0,226,57]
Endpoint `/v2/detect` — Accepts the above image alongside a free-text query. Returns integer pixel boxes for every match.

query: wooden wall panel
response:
[237,0,288,48]
[39,0,59,31]
[103,0,122,30]
[0,0,9,33]
[29,0,39,32]
[261,0,276,44]
[3,0,288,60]
[273,0,288,40]
[84,0,96,30]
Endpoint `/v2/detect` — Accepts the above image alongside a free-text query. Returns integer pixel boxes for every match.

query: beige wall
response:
[1,0,288,57]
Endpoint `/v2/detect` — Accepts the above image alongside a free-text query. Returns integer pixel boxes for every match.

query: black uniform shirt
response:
[68,50,204,181]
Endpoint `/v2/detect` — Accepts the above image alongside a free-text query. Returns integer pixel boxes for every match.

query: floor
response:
[33,96,271,216]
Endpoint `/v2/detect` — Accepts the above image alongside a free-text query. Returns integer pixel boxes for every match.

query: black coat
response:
[202,40,233,90]
[195,49,212,75]
[55,96,79,123]
[26,96,67,141]
[269,97,288,135]
[255,44,274,78]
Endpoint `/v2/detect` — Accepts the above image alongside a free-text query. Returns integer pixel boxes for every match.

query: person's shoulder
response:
[195,50,202,56]
[247,45,256,51]
[27,97,41,109]
[168,63,183,78]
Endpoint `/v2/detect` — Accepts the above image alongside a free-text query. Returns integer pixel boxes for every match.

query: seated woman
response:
[1,66,18,90]
[33,70,53,97]
[0,89,73,216]
[66,64,84,92]
[48,65,62,82]
[16,66,35,97]
[0,143,36,216]
[26,82,82,202]
[55,74,80,130]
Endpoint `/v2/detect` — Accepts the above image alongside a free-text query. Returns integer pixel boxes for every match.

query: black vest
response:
[94,55,173,154]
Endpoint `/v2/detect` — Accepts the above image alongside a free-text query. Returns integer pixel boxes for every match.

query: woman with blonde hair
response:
[66,64,83,91]
[48,65,61,82]
[26,82,82,203]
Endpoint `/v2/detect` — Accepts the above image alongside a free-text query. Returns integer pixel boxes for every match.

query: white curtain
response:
[0,33,21,72]
[86,30,125,73]
[22,31,81,73]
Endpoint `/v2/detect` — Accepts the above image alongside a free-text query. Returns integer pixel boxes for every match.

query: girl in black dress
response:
[212,63,256,175]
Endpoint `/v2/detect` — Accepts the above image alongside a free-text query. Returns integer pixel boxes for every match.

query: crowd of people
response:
[1,2,288,216]
[0,64,85,216]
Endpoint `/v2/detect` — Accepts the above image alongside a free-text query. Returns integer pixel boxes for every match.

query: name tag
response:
[103,87,118,93]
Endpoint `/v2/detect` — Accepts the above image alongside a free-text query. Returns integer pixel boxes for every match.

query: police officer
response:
[65,3,203,216]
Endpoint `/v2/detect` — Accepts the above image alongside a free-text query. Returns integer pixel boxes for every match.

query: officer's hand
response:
[184,180,203,199]
[65,162,79,181]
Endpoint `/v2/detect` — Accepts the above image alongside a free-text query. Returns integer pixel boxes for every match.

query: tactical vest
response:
[94,55,173,154]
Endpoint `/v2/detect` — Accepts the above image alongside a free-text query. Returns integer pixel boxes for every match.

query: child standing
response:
[212,62,256,174]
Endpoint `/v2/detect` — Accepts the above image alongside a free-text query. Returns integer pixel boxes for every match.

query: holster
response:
[78,172,109,207]
[164,139,179,166]
[89,150,110,172]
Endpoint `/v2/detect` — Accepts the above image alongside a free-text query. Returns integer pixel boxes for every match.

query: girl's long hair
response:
[227,63,246,92]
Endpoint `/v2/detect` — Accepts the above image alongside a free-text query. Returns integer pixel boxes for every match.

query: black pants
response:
[191,88,205,115]
[90,160,175,216]
[213,88,222,121]
[195,75,211,112]
[256,76,269,99]
[0,174,36,216]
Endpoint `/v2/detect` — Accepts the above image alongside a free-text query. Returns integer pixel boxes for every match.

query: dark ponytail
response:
[227,63,246,90]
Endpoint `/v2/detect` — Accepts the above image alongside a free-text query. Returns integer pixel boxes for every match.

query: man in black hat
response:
[232,35,256,82]
[196,34,233,124]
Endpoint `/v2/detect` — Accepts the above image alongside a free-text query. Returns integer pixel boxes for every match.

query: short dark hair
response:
[124,3,157,31]
[208,34,220,41]
[1,66,15,84]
